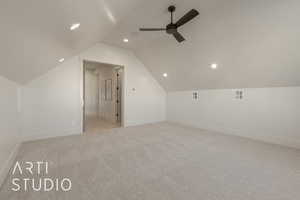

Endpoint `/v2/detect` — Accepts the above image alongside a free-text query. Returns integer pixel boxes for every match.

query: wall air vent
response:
[192,92,199,100]
[236,90,243,99]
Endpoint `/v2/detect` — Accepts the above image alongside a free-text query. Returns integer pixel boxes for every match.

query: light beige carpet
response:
[0,122,299,199]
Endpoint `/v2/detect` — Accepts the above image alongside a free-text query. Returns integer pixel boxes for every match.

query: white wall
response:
[167,87,300,149]
[85,70,98,116]
[0,76,21,185]
[21,57,82,140]
[21,43,166,140]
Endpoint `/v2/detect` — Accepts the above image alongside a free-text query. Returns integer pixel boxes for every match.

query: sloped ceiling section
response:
[0,0,142,84]
[104,0,300,91]
[1,0,300,90]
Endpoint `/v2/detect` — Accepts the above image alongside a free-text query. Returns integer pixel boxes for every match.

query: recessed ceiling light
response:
[59,58,65,63]
[70,23,80,31]
[211,63,218,69]
[123,38,129,43]
[163,73,168,77]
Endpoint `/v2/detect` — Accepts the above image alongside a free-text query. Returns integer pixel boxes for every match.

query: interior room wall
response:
[0,76,21,186]
[167,87,300,149]
[84,69,98,117]
[21,57,82,141]
[21,43,166,141]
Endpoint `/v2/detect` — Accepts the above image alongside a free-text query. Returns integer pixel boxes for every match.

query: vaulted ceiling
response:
[0,0,142,83]
[1,0,300,91]
[104,0,300,91]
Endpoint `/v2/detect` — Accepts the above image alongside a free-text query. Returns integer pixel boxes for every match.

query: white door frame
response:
[81,59,125,133]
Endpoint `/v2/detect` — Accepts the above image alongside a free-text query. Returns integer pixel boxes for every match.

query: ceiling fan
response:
[139,5,199,43]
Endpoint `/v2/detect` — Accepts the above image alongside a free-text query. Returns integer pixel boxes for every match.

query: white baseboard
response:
[0,143,20,189]
[168,120,300,150]
[125,119,166,127]
[22,126,82,142]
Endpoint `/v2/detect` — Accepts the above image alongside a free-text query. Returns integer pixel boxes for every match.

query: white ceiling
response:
[104,0,300,91]
[0,0,142,83]
[1,0,300,90]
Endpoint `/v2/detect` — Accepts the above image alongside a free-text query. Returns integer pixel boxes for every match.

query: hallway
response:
[83,61,122,134]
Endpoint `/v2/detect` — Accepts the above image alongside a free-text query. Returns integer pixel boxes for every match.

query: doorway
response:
[83,60,123,134]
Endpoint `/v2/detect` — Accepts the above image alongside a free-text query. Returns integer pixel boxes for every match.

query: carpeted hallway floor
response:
[0,122,299,199]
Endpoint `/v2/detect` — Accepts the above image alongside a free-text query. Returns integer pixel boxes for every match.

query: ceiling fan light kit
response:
[139,5,199,43]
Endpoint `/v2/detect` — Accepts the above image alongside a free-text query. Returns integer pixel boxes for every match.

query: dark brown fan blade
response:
[139,28,166,31]
[175,9,199,27]
[173,31,185,43]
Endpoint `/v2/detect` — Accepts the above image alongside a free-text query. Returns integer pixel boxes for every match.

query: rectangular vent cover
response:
[193,92,199,100]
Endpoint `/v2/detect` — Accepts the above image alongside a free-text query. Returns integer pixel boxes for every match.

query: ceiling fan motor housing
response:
[166,24,177,34]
